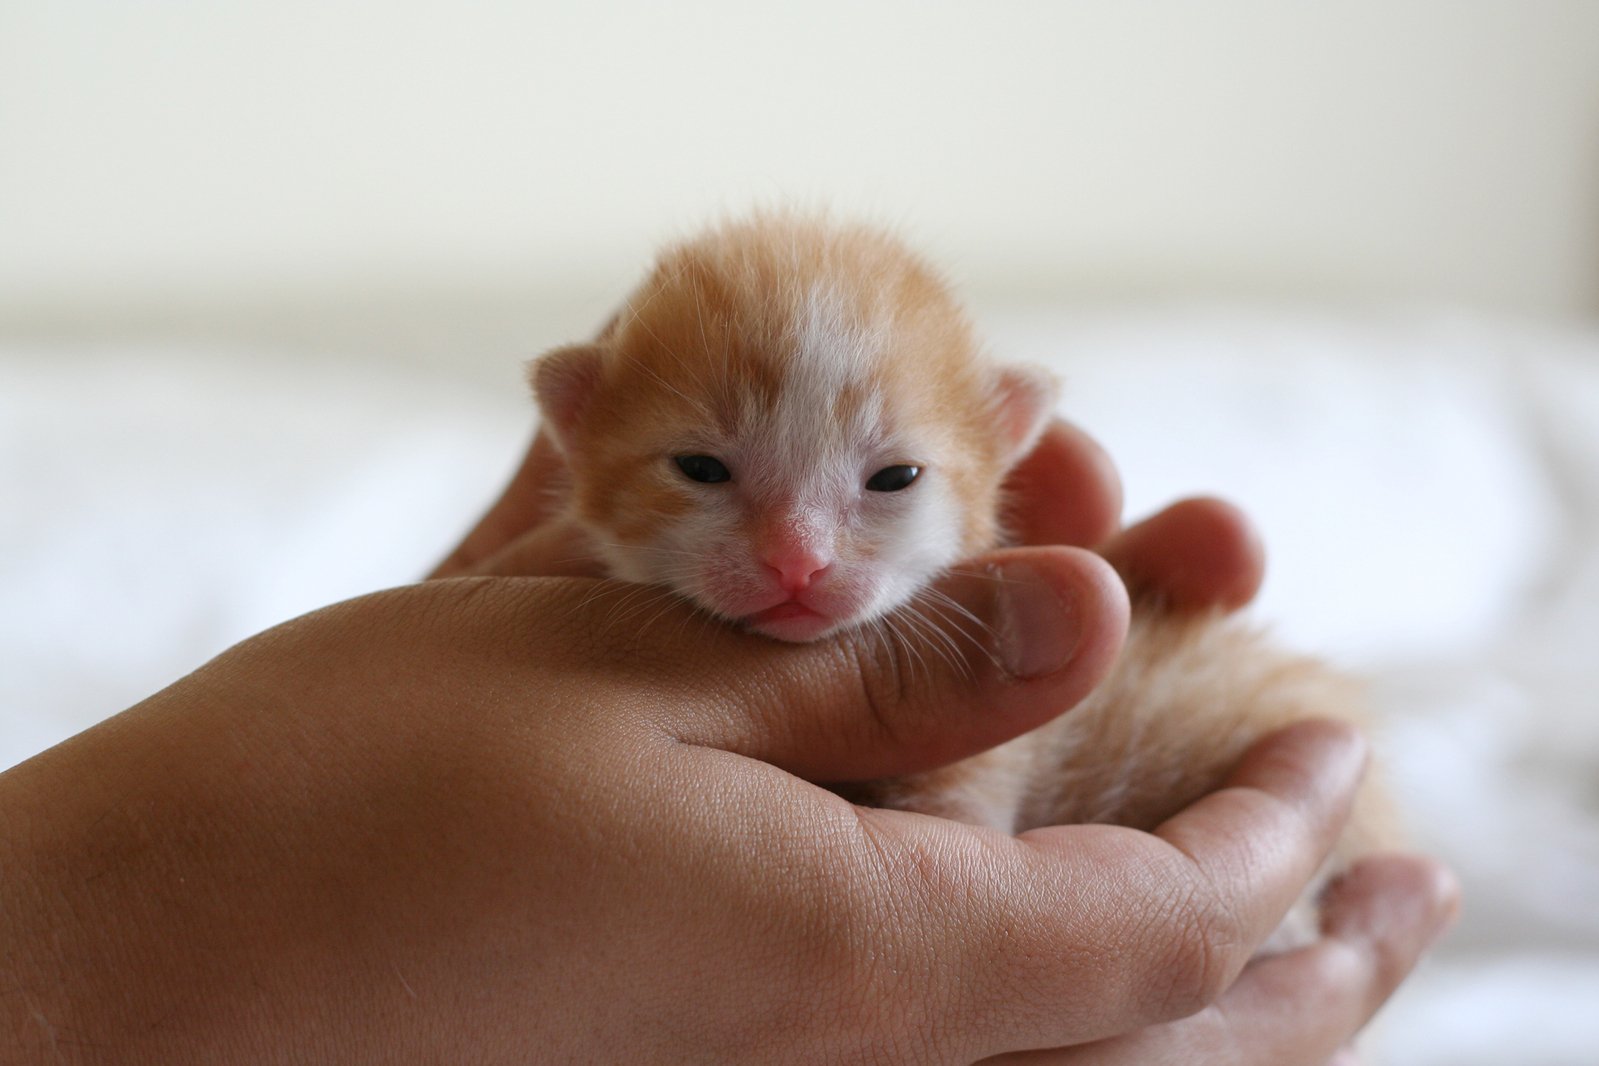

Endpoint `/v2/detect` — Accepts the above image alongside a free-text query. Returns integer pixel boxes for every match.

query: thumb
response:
[507,546,1129,782]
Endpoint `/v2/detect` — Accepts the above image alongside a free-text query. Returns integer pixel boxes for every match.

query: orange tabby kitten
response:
[530,215,1393,943]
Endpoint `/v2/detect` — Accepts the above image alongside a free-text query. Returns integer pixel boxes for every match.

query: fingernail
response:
[994,561,1081,678]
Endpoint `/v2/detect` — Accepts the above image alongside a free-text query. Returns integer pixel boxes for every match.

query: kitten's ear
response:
[991,364,1059,467]
[530,343,604,453]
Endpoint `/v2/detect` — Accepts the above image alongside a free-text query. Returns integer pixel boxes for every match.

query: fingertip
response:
[1052,547,1132,685]
[823,546,1131,776]
[1320,853,1463,951]
[1171,496,1266,609]
[1279,853,1463,1039]
[1100,496,1265,611]
[986,546,1129,683]
[1003,421,1124,548]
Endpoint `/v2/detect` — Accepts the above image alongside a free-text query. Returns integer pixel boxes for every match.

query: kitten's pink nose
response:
[762,548,831,593]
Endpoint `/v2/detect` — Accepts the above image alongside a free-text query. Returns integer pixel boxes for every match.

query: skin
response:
[0,421,1457,1064]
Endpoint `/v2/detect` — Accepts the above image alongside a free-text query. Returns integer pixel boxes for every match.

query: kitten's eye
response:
[674,454,732,484]
[866,465,920,492]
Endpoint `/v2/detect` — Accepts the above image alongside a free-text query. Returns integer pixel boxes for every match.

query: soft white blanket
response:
[3,310,1597,1062]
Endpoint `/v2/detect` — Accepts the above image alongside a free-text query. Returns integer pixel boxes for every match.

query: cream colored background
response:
[3,0,1598,348]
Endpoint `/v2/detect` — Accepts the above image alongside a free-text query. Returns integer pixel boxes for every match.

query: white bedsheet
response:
[3,309,1597,1062]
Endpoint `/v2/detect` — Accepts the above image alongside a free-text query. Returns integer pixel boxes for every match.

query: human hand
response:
[0,545,1452,1064]
[420,417,1456,1063]
[1,415,1455,1063]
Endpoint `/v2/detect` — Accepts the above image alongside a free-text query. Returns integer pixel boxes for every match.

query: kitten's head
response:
[532,216,1054,641]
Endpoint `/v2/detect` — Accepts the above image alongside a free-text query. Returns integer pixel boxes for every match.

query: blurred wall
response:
[3,0,1599,340]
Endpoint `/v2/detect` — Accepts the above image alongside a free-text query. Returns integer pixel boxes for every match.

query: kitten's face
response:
[534,219,1052,642]
[581,365,971,642]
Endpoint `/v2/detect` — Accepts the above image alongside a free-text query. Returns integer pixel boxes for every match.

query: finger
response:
[666,545,1129,780]
[1313,852,1461,1014]
[430,429,568,578]
[1123,854,1458,1064]
[981,856,1457,1065]
[1097,496,1265,611]
[904,720,1368,1056]
[1003,420,1124,549]
[467,518,609,578]
[430,544,1128,781]
[1140,718,1370,1006]
[748,547,1129,780]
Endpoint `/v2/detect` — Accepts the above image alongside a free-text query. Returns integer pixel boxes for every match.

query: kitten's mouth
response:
[743,601,837,642]
[749,602,825,624]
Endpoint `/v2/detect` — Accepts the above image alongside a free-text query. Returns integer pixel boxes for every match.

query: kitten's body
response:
[531,215,1394,940]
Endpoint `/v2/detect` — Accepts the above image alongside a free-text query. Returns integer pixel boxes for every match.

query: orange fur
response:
[530,214,1397,946]
[549,216,1016,559]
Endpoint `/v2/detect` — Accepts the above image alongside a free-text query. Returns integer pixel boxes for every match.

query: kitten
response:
[530,214,1394,942]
